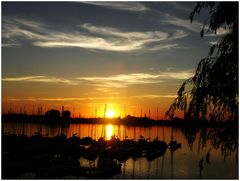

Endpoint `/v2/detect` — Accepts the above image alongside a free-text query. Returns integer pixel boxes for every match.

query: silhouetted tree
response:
[166,2,238,121]
[45,109,61,121]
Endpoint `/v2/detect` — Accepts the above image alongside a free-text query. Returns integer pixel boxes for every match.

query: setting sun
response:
[106,109,115,118]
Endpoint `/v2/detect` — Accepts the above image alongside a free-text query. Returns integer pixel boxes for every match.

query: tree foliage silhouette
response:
[166,2,238,121]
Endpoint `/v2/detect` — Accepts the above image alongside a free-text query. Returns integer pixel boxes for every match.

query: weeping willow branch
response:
[166,2,238,121]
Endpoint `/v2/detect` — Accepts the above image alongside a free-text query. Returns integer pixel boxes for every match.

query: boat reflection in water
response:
[2,121,238,179]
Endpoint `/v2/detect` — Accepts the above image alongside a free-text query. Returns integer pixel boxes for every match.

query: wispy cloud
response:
[3,75,45,81]
[81,23,169,41]
[209,41,218,45]
[3,69,194,88]
[3,17,45,39]
[163,13,229,36]
[204,28,229,36]
[162,13,202,32]
[2,75,77,85]
[157,70,194,79]
[2,16,188,53]
[131,94,177,99]
[75,73,163,88]
[147,43,179,52]
[169,30,189,40]
[41,96,120,101]
[75,70,194,88]
[2,42,21,47]
[3,96,120,102]
[80,2,150,12]
[3,94,176,103]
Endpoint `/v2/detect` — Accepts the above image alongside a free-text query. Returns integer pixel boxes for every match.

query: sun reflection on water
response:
[105,124,114,140]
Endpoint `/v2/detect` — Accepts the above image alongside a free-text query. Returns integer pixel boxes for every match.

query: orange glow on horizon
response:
[2,99,182,120]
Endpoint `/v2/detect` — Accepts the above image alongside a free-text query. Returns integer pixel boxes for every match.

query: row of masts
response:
[6,104,163,120]
[88,106,161,119]
[7,106,43,116]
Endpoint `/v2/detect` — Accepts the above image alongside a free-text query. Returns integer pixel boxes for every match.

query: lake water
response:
[2,121,238,179]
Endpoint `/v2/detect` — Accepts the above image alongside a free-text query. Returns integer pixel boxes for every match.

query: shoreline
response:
[2,113,237,128]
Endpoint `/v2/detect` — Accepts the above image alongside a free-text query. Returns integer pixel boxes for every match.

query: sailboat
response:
[168,127,181,151]
[168,126,181,179]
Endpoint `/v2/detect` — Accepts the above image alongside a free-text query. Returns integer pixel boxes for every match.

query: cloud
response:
[2,75,77,85]
[204,28,229,36]
[31,24,179,52]
[147,43,179,51]
[80,2,150,12]
[75,70,194,88]
[75,73,163,88]
[2,16,188,53]
[131,94,177,99]
[81,23,169,41]
[2,42,21,47]
[3,94,176,103]
[3,96,120,102]
[162,13,229,36]
[169,30,189,40]
[166,67,175,71]
[3,75,45,81]
[162,14,202,32]
[2,17,45,39]
[2,69,194,88]
[209,41,218,45]
[157,69,194,79]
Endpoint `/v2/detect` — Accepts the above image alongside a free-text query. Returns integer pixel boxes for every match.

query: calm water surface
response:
[2,122,238,179]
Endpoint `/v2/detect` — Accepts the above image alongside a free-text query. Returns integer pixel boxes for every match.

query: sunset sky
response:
[2,2,225,119]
